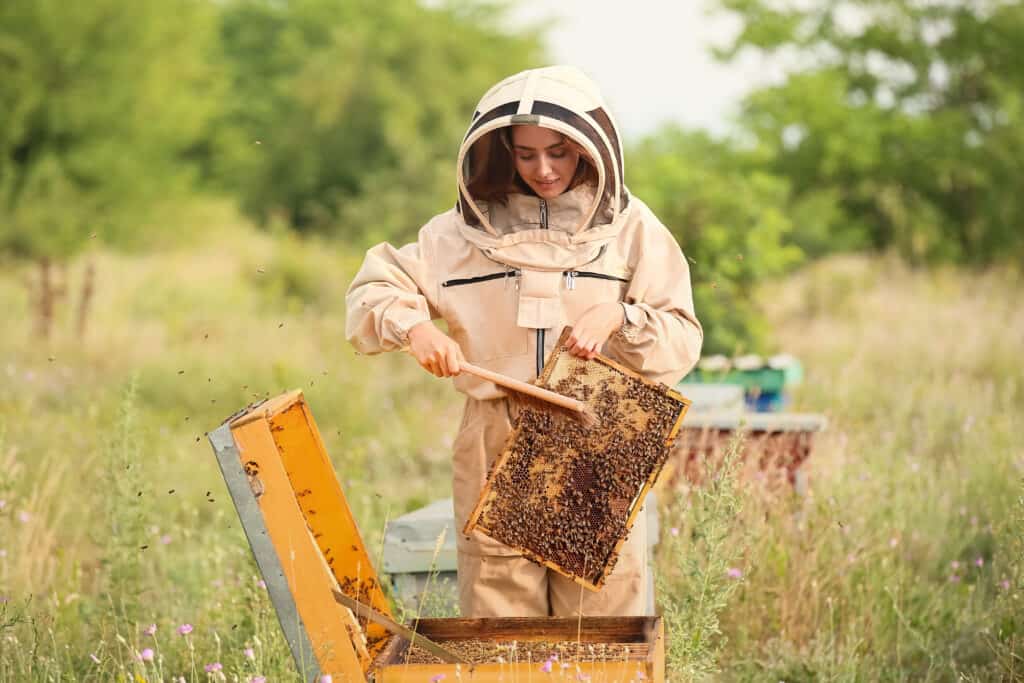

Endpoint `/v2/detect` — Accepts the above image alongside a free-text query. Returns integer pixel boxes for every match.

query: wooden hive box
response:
[209,390,666,683]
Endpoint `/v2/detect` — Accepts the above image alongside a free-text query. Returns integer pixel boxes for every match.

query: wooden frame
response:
[464,328,691,591]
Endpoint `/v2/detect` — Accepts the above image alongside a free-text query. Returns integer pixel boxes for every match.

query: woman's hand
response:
[407,322,465,377]
[566,302,625,359]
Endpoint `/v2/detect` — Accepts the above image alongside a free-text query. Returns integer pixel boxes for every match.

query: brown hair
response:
[465,126,600,204]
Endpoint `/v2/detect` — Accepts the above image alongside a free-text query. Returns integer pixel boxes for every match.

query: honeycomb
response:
[466,329,690,588]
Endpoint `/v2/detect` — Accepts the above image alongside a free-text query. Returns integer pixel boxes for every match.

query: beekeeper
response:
[346,66,702,617]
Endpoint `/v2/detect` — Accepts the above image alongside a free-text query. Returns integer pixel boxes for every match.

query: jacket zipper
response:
[563,270,629,290]
[442,270,519,288]
[536,199,548,377]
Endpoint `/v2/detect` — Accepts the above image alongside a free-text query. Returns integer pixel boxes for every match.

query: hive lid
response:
[210,390,392,681]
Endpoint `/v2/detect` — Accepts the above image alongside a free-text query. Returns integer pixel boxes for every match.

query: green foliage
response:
[715,0,1024,265]
[0,0,223,259]
[209,0,543,245]
[656,437,748,680]
[629,128,803,354]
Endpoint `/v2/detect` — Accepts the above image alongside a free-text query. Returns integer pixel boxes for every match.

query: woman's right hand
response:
[407,322,465,378]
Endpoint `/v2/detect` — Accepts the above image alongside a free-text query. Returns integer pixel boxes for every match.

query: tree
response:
[0,0,223,337]
[208,0,544,245]
[715,0,1024,265]
[629,128,803,354]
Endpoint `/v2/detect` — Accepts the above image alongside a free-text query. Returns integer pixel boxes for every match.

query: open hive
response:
[208,390,666,683]
[465,328,691,590]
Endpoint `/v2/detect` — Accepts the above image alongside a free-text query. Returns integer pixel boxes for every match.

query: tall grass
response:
[0,208,1020,680]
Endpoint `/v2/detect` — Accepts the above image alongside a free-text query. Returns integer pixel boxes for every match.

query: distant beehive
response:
[465,329,690,590]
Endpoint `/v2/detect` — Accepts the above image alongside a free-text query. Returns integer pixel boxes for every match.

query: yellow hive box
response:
[209,391,666,682]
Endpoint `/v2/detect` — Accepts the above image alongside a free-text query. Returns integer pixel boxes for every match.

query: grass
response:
[0,207,1021,681]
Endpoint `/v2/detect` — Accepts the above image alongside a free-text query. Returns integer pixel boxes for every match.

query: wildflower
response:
[244,647,255,660]
[89,653,101,664]
[0,500,5,510]
[1001,580,1011,590]
[430,675,446,683]
[951,560,961,570]
[975,557,984,568]
[889,537,899,548]
[250,677,266,683]
[669,527,679,537]
[143,624,157,636]
[139,648,155,662]
[177,623,193,636]
[257,580,267,590]
[726,567,743,579]
[950,574,961,583]
[17,511,30,524]
[160,534,172,545]
[204,662,223,672]
[541,660,553,673]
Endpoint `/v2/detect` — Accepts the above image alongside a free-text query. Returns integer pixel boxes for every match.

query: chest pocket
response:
[562,270,630,325]
[439,271,530,362]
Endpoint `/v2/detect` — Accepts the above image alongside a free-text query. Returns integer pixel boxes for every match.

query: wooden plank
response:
[377,659,654,683]
[230,412,365,681]
[269,400,393,653]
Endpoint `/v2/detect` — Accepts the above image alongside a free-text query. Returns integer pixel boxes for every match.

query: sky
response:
[505,1,789,140]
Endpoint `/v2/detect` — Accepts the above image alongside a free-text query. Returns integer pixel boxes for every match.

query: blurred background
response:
[0,1,1022,681]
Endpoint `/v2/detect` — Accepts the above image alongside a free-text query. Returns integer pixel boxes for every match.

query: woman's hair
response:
[465,126,600,203]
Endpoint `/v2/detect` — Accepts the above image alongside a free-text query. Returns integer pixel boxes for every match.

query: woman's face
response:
[510,125,581,199]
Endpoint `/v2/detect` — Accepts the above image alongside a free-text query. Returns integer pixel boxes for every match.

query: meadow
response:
[0,205,1021,681]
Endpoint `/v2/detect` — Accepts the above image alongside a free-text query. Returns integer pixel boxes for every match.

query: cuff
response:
[615,302,645,343]
[387,308,432,347]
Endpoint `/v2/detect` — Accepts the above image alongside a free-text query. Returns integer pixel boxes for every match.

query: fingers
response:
[444,345,462,376]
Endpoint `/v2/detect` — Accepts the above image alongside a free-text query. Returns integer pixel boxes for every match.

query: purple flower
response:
[975,557,984,568]
[726,567,743,579]
[160,534,172,545]
[951,560,961,570]
[430,675,445,683]
[950,574,961,583]
[139,648,155,662]
[244,647,255,660]
[17,511,30,524]
[177,623,193,636]
[541,660,553,673]
[669,527,679,537]
[143,623,157,636]
[1001,579,1011,590]
[250,677,267,683]
[89,653,101,664]
[204,662,223,672]
[257,579,267,590]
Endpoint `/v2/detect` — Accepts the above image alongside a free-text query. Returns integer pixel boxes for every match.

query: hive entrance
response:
[465,328,690,589]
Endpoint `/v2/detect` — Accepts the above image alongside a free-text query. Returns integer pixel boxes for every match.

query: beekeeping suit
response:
[346,66,702,617]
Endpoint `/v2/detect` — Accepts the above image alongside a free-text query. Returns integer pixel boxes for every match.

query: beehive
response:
[209,390,666,683]
[465,329,691,590]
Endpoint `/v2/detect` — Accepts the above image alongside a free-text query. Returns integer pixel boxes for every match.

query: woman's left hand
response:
[566,302,625,359]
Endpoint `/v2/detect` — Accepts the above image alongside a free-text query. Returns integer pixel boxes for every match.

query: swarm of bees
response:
[403,639,646,665]
[470,333,689,587]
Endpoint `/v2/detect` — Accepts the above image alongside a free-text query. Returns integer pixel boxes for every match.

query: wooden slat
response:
[413,617,656,643]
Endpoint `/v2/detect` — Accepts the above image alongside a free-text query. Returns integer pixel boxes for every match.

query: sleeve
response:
[344,225,441,355]
[604,213,703,386]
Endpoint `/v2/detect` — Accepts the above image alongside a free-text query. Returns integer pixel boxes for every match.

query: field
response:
[0,206,1021,681]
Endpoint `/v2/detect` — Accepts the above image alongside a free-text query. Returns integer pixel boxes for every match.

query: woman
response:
[346,66,702,617]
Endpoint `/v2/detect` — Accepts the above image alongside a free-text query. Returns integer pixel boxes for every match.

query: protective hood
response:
[455,66,631,268]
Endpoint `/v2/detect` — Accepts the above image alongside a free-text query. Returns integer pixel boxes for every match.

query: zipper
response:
[536,199,548,376]
[563,270,630,290]
[442,270,519,288]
